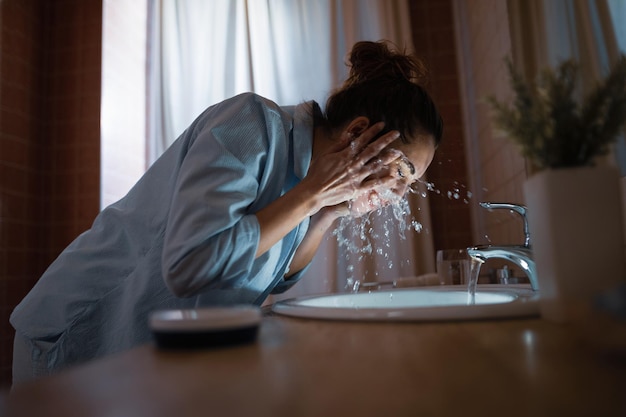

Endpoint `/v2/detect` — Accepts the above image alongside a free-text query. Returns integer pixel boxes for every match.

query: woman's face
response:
[389,134,436,188]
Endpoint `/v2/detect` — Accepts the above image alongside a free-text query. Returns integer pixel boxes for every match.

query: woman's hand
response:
[300,122,405,216]
[305,122,418,220]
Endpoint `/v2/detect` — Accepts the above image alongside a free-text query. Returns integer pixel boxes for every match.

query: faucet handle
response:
[479,202,531,247]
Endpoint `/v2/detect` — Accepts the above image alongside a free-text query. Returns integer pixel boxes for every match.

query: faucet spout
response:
[466,245,538,290]
[467,202,538,291]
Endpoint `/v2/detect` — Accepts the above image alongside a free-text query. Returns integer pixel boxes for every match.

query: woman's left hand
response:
[301,122,408,215]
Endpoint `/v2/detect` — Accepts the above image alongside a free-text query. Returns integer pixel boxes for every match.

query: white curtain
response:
[507,0,626,174]
[147,0,436,298]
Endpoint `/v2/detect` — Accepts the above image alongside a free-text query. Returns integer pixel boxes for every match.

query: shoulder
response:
[218,92,283,115]
[200,93,292,132]
[180,93,297,156]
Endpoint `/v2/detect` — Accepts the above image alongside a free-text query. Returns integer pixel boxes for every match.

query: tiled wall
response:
[0,0,42,389]
[0,0,103,388]
[409,0,474,252]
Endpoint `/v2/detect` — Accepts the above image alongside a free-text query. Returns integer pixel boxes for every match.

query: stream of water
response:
[466,257,484,304]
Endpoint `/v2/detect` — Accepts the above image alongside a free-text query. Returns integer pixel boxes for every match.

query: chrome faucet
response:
[466,202,538,291]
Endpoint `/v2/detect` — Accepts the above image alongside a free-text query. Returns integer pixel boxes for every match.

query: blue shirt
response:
[11,93,314,371]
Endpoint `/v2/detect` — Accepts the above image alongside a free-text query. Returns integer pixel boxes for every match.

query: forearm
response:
[285,207,342,277]
[254,179,321,258]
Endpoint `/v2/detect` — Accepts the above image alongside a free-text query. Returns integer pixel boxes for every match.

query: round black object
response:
[149,306,261,350]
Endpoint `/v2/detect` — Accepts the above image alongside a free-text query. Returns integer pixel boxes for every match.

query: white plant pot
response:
[523,165,626,323]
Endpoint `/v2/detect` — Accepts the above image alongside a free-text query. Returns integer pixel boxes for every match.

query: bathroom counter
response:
[3,314,626,416]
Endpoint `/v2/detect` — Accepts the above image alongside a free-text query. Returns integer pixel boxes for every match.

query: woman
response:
[10,40,443,383]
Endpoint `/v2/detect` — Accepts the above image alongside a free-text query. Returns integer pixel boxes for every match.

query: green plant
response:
[487,56,626,169]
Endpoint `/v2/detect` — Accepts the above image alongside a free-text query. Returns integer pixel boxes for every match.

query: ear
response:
[345,116,370,139]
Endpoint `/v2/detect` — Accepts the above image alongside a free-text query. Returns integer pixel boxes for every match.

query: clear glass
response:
[436,249,470,285]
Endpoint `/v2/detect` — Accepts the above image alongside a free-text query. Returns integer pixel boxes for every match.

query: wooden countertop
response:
[3,313,626,417]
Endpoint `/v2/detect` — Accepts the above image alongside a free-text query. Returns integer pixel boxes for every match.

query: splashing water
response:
[334,191,421,291]
[334,179,474,292]
[415,179,473,204]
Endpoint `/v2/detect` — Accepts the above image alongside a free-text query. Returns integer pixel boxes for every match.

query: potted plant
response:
[488,57,626,323]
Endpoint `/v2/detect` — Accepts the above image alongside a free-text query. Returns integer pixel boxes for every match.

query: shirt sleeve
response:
[161,94,287,297]
[270,264,311,294]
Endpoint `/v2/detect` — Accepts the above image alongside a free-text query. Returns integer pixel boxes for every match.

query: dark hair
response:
[321,40,443,146]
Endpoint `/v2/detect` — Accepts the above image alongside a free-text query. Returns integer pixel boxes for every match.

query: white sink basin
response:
[272,285,539,321]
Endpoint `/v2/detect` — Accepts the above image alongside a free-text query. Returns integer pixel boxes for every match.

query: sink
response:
[272,285,539,321]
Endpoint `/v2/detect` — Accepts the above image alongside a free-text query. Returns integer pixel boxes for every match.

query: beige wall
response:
[409,0,474,254]
[453,0,529,250]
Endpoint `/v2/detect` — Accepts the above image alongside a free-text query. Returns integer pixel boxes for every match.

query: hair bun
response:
[345,40,427,87]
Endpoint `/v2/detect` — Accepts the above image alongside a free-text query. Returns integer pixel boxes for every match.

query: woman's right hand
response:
[301,122,403,216]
